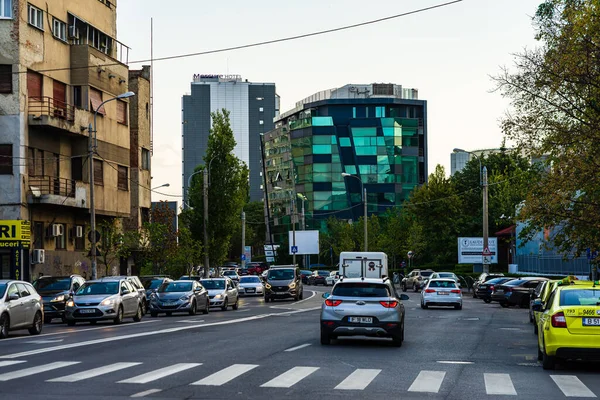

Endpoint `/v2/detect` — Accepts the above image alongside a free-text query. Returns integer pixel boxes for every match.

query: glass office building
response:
[263,83,427,237]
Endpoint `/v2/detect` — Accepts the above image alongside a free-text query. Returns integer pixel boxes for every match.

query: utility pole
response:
[203,168,210,278]
[291,197,296,267]
[241,211,246,269]
[88,122,97,280]
[301,198,306,268]
[364,187,368,252]
[482,166,490,274]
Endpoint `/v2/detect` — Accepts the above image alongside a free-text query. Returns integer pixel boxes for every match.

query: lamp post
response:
[453,148,489,273]
[151,183,170,190]
[275,186,296,266]
[297,193,307,268]
[342,173,368,251]
[88,91,135,280]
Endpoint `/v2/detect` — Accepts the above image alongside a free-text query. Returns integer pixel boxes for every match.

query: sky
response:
[116,0,542,204]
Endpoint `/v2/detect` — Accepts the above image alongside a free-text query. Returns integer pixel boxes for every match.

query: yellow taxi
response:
[535,281,600,369]
[531,277,588,334]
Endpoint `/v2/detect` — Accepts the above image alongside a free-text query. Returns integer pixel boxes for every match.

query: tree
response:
[174,227,203,277]
[136,203,178,275]
[91,219,130,277]
[493,0,600,255]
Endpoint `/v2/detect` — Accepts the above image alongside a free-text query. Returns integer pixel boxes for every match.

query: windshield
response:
[223,271,236,276]
[200,280,225,290]
[301,270,311,275]
[0,283,6,298]
[318,271,329,276]
[268,269,294,280]
[420,271,434,277]
[486,277,511,285]
[429,280,457,288]
[504,279,527,286]
[143,279,165,290]
[560,289,600,306]
[240,277,261,284]
[76,282,119,296]
[333,283,390,297]
[33,277,71,291]
[159,282,192,293]
[438,273,455,279]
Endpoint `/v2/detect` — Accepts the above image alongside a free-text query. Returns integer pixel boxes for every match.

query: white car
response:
[421,278,462,310]
[199,278,239,311]
[325,271,340,286]
[238,276,264,296]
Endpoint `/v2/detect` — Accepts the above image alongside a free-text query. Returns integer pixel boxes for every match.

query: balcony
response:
[28,97,84,135]
[27,177,83,208]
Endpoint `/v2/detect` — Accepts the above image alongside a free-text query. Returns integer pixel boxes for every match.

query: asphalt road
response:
[0,285,598,400]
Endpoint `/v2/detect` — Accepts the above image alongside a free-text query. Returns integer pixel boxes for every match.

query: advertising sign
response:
[288,230,319,255]
[457,237,498,264]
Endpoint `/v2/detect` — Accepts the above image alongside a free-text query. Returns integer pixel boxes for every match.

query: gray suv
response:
[320,278,409,346]
[401,269,435,292]
[264,266,303,302]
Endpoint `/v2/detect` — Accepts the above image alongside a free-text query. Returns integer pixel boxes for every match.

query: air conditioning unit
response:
[75,226,83,238]
[32,249,45,265]
[52,224,64,237]
[68,26,79,40]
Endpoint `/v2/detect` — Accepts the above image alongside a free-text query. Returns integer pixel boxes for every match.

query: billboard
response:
[288,230,319,255]
[457,237,498,264]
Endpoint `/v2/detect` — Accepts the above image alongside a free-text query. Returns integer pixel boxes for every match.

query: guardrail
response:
[29,176,75,198]
[28,97,75,122]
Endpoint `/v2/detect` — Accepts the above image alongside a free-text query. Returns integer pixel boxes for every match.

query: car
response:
[112,276,148,314]
[401,269,435,292]
[222,270,240,282]
[534,282,600,370]
[33,275,85,324]
[320,277,409,346]
[264,266,303,302]
[325,271,340,286]
[179,275,203,281]
[238,276,264,296]
[0,280,44,339]
[300,270,312,284]
[421,279,463,310]
[200,278,239,310]
[308,270,330,286]
[472,273,505,298]
[65,277,144,325]
[140,276,173,309]
[475,277,515,303]
[429,272,461,287]
[529,280,549,323]
[491,277,550,308]
[149,280,209,317]
[246,262,270,276]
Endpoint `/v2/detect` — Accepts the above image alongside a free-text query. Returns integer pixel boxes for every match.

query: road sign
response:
[407,251,414,259]
[291,246,298,254]
[241,254,246,261]
[482,247,493,257]
[483,256,492,265]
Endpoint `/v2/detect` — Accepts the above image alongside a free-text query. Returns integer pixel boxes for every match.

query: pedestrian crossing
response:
[0,360,598,397]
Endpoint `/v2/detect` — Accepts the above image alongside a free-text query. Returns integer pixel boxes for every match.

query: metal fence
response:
[28,97,75,122]
[514,254,591,276]
[29,176,75,198]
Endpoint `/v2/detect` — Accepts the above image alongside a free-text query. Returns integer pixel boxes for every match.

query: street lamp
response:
[88,91,135,280]
[342,173,368,251]
[151,183,170,190]
[453,148,489,273]
[297,193,307,268]
[275,186,297,266]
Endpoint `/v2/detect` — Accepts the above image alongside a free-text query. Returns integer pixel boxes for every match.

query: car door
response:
[16,283,35,325]
[121,281,137,316]
[5,284,24,328]
[226,280,237,300]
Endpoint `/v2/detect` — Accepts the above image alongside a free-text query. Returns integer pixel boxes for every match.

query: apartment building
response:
[0,0,147,280]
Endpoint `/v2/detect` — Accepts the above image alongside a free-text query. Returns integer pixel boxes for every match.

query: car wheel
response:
[202,299,209,314]
[134,305,143,321]
[534,323,538,335]
[221,298,229,311]
[392,334,403,347]
[472,291,477,298]
[0,313,9,339]
[422,301,428,309]
[90,320,97,325]
[113,306,124,325]
[299,291,304,300]
[401,283,407,292]
[232,298,239,310]
[189,301,197,316]
[320,329,331,345]
[537,346,543,361]
[454,304,462,310]
[67,319,76,326]
[264,296,269,303]
[500,302,509,308]
[150,311,158,318]
[61,315,67,324]
[483,298,491,304]
[28,312,43,335]
[520,298,529,309]
[542,349,557,370]
[413,283,418,292]
[44,316,52,325]
[166,312,172,317]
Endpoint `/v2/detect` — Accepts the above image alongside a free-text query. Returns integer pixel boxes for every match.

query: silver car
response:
[320,278,409,346]
[0,280,44,339]
[421,278,463,310]
[200,278,239,311]
[237,276,264,296]
[65,277,144,325]
[149,280,209,317]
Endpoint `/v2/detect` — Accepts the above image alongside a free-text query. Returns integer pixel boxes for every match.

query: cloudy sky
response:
[116,0,541,204]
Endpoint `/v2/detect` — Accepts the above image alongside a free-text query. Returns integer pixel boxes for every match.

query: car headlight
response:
[100,298,114,306]
[66,300,74,307]
[265,283,271,289]
[180,295,191,301]
[289,282,296,289]
[51,294,65,302]
[214,294,223,299]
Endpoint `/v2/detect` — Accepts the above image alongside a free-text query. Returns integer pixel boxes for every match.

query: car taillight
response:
[424,289,435,293]
[379,301,398,308]
[325,299,342,307]
[489,285,495,291]
[450,289,461,294]
[551,312,567,328]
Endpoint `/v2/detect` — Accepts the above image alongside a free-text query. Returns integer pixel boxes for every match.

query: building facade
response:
[181,75,278,204]
[263,83,427,240]
[0,0,143,280]
[450,148,507,176]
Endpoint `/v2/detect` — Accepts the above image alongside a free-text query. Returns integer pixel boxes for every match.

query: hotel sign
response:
[193,74,242,82]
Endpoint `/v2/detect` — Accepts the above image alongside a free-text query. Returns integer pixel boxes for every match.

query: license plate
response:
[582,318,600,326]
[349,317,372,324]
[247,289,255,292]
[79,309,95,314]
[437,292,449,295]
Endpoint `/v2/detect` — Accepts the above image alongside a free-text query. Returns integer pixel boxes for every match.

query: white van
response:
[338,252,388,279]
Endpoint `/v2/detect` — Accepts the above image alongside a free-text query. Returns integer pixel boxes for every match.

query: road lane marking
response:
[408,371,446,393]
[284,343,311,352]
[0,361,80,381]
[178,320,205,323]
[119,363,202,384]
[131,389,162,398]
[261,366,319,388]
[24,339,65,344]
[335,369,381,390]
[191,364,258,386]
[484,373,517,395]
[437,361,473,365]
[295,290,316,304]
[0,361,26,368]
[47,362,142,382]
[551,375,596,398]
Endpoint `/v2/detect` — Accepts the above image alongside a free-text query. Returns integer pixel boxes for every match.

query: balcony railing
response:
[29,176,75,198]
[28,97,75,122]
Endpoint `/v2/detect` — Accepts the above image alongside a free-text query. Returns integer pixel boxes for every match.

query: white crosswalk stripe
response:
[0,361,80,381]
[551,375,597,398]
[119,363,202,384]
[0,361,26,368]
[190,364,258,386]
[47,362,141,383]
[261,366,319,388]
[407,370,446,393]
[335,369,381,390]
[484,373,516,396]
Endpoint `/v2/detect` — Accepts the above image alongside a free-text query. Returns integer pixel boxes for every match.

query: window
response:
[259,107,264,112]
[52,18,66,41]
[0,65,11,93]
[73,86,83,108]
[0,144,12,175]
[27,70,42,99]
[28,4,43,30]
[55,223,66,250]
[118,165,128,190]
[93,159,103,185]
[74,225,85,250]
[71,156,83,181]
[33,222,44,249]
[259,120,264,125]
[116,100,127,124]
[89,87,105,114]
[1,0,12,18]
[141,148,150,170]
[256,97,264,101]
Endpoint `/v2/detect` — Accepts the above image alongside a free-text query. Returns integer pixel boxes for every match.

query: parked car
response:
[529,280,548,323]
[300,270,312,284]
[421,279,463,310]
[264,266,303,302]
[472,273,505,298]
[179,275,203,281]
[33,275,85,324]
[401,269,435,292]
[475,277,515,303]
[308,270,330,286]
[65,277,144,325]
[140,277,173,312]
[325,271,340,286]
[112,276,148,314]
[238,276,264,296]
[491,277,550,308]
[149,280,209,317]
[320,278,409,346]
[222,270,240,282]
[0,280,44,339]
[246,262,270,276]
[200,278,239,311]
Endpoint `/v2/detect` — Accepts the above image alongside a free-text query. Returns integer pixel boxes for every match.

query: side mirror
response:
[121,289,130,295]
[322,292,331,299]
[531,299,543,312]
[8,293,19,302]
[69,291,75,298]
[399,294,410,301]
